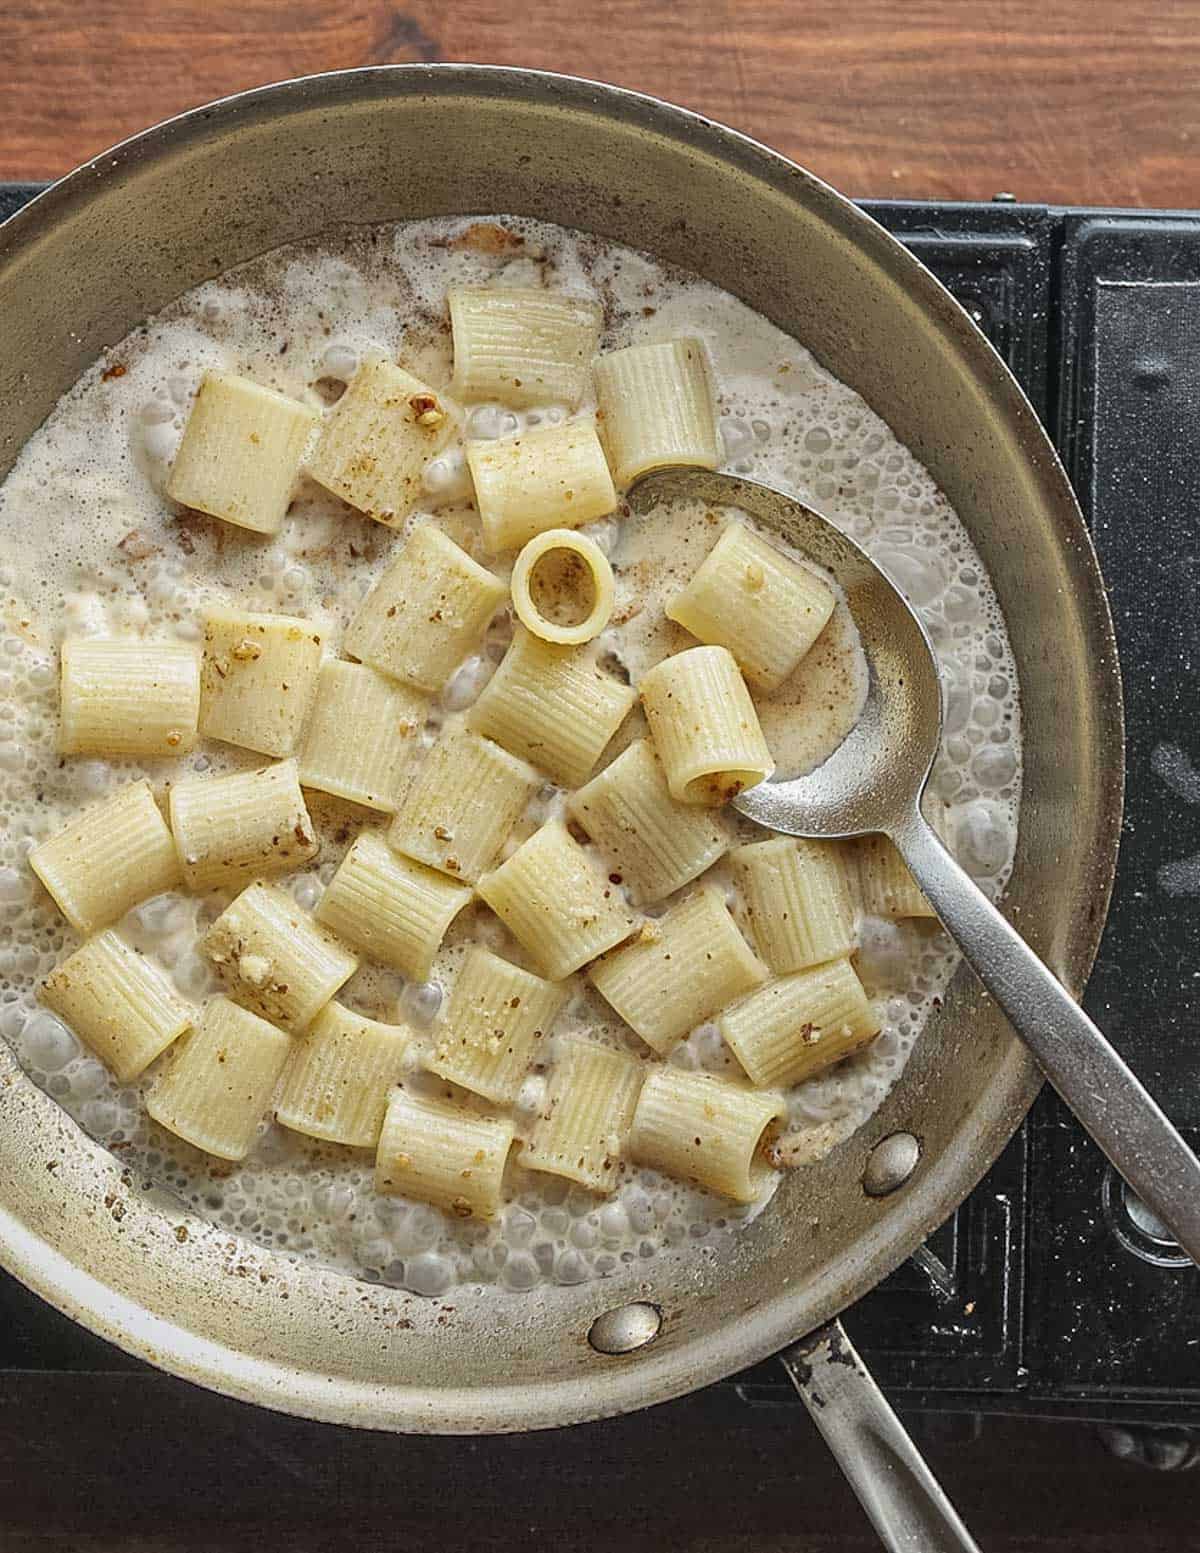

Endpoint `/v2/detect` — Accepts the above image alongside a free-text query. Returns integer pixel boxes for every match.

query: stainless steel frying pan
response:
[0,67,1123,1457]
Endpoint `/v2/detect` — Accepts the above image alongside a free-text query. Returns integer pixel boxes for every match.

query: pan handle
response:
[780,1320,982,1553]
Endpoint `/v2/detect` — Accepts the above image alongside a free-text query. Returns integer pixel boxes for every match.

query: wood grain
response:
[3,0,1200,204]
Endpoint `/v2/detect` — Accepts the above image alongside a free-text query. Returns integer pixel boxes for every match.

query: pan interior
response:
[0,67,1122,1432]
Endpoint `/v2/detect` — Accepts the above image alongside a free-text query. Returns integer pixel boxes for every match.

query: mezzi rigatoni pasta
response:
[275,1002,410,1149]
[729,836,858,973]
[29,779,181,935]
[448,286,601,407]
[165,371,318,535]
[169,758,319,893]
[306,357,456,524]
[198,608,324,758]
[147,996,292,1161]
[466,419,616,551]
[567,738,728,905]
[667,522,837,691]
[719,957,880,1089]
[592,338,720,486]
[509,527,615,647]
[40,929,194,1082]
[628,1068,785,1204]
[856,836,937,919]
[344,524,506,693]
[315,831,472,980]
[589,885,767,1054]
[522,1040,645,1194]
[476,818,637,981]
[375,1087,514,1219]
[58,638,201,758]
[468,627,635,788]
[388,728,540,884]
[297,659,427,813]
[425,946,565,1104]
[203,881,358,1033]
[640,645,774,805]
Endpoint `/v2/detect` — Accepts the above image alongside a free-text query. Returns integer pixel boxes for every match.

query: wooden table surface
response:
[3,0,1199,204]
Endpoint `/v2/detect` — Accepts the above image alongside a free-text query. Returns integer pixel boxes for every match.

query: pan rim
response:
[0,63,1124,1433]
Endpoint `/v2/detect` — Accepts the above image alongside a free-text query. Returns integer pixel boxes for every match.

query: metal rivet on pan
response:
[588,1302,662,1355]
[862,1131,921,1197]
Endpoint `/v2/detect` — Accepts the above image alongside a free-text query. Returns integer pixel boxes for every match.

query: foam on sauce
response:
[0,215,1021,1297]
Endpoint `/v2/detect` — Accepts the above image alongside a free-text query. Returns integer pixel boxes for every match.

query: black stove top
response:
[1,185,1196,1426]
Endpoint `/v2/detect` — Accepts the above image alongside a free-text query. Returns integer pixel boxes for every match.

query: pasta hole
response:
[528,545,595,629]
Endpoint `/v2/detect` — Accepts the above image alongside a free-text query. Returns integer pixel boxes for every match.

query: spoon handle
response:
[892,809,1200,1267]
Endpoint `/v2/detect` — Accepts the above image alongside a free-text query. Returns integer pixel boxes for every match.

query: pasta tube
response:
[719,957,880,1089]
[147,995,292,1161]
[476,819,636,981]
[298,659,427,812]
[522,1041,644,1194]
[729,836,857,973]
[667,522,836,691]
[166,371,317,535]
[425,946,566,1104]
[640,645,774,805]
[41,929,194,1082]
[856,836,937,919]
[466,418,616,551]
[203,881,358,1033]
[448,286,601,407]
[628,1068,784,1204]
[58,638,201,758]
[589,885,767,1054]
[315,831,471,980]
[468,627,635,787]
[276,1001,410,1148]
[509,528,615,646]
[593,339,720,486]
[344,524,505,693]
[199,608,324,758]
[568,738,728,905]
[375,1087,514,1219]
[306,357,456,525]
[29,780,181,934]
[169,758,319,892]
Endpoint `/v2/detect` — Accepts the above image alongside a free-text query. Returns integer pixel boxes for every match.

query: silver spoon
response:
[632,465,1200,1263]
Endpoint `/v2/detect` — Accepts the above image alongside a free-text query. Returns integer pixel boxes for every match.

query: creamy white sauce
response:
[0,215,1021,1297]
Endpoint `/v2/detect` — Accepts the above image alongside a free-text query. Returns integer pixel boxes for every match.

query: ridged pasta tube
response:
[306,358,456,525]
[166,371,317,535]
[425,946,566,1104]
[522,1041,644,1193]
[41,929,194,1081]
[628,1068,784,1204]
[448,286,601,408]
[589,885,767,1054]
[640,645,774,805]
[509,528,615,646]
[856,836,937,919]
[29,780,181,935]
[315,831,472,980]
[568,738,728,905]
[344,524,506,693]
[729,836,857,973]
[466,419,616,551]
[388,728,540,884]
[276,1001,410,1148]
[169,758,319,892]
[468,627,635,787]
[375,1087,514,1219]
[199,608,324,758]
[58,638,201,758]
[476,819,637,981]
[593,339,720,486]
[147,995,292,1161]
[298,659,427,812]
[719,957,880,1089]
[667,522,836,691]
[203,881,358,1033]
